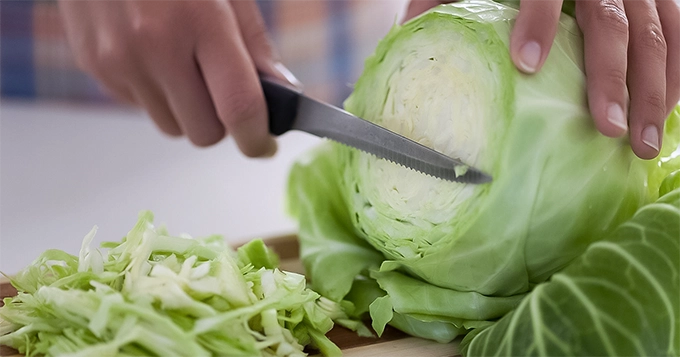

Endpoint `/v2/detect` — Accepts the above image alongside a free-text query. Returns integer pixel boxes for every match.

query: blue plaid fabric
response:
[2,0,38,99]
[0,0,405,106]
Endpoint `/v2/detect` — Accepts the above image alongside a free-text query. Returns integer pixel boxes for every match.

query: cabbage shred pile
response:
[0,212,367,356]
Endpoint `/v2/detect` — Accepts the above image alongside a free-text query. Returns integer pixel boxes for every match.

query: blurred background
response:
[0,0,409,274]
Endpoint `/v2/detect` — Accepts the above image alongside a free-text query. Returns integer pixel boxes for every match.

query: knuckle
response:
[71,38,135,79]
[595,1,628,35]
[244,23,270,46]
[217,90,263,128]
[240,23,276,61]
[603,68,627,88]
[128,13,180,50]
[97,43,132,72]
[636,23,667,57]
[643,91,667,116]
[131,22,166,48]
[532,5,560,25]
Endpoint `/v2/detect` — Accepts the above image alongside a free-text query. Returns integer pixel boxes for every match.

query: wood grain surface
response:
[0,235,461,356]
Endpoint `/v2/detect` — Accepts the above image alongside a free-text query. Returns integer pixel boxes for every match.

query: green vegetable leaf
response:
[462,188,680,356]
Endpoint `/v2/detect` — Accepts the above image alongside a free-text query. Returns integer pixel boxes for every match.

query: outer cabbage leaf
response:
[287,145,385,302]
[462,186,680,356]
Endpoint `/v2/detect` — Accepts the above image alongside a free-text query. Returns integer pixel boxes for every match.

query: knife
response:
[260,77,492,184]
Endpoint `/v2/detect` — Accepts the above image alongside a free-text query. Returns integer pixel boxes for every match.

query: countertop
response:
[0,100,321,274]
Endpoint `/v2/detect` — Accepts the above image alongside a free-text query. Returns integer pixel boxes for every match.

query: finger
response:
[88,60,141,107]
[657,0,680,114]
[510,0,564,74]
[87,57,140,106]
[141,31,226,147]
[575,0,630,137]
[156,61,226,147]
[130,81,183,137]
[95,40,183,137]
[86,72,137,106]
[194,2,276,157]
[402,0,450,23]
[230,0,300,87]
[625,0,667,159]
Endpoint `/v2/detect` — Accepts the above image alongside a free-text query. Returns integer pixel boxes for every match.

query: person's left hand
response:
[404,0,679,160]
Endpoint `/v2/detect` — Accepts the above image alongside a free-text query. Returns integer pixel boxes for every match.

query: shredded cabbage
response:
[0,211,369,357]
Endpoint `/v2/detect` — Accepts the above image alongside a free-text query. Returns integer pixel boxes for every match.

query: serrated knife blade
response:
[261,77,491,184]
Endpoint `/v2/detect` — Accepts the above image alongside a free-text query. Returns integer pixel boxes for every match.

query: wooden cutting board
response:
[0,235,461,357]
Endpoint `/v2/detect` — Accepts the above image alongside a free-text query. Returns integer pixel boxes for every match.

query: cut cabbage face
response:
[344,10,511,259]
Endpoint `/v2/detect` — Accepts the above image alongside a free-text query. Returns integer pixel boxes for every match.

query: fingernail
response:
[606,103,627,133]
[641,125,660,151]
[273,62,303,89]
[518,41,541,73]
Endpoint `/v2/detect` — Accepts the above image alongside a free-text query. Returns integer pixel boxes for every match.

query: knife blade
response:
[260,77,491,184]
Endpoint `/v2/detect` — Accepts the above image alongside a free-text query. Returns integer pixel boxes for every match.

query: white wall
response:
[0,101,320,274]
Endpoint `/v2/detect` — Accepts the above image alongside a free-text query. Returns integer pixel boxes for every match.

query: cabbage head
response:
[287,0,680,351]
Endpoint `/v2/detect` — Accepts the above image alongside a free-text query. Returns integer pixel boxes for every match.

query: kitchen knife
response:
[260,77,491,184]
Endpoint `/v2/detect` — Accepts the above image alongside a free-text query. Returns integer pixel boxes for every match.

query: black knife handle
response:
[260,77,301,136]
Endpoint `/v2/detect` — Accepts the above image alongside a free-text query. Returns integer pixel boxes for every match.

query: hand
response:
[404,0,680,160]
[58,0,300,156]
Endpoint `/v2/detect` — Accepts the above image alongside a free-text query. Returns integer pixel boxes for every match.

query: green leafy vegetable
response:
[287,0,680,349]
[461,187,680,356]
[0,212,367,357]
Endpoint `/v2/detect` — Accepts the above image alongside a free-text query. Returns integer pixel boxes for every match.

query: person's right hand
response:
[58,0,300,156]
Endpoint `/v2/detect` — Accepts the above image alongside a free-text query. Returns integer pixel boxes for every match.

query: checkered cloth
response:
[0,0,406,106]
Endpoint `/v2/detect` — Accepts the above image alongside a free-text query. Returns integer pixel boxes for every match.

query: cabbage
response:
[0,212,368,357]
[287,0,680,351]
